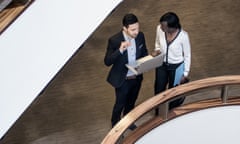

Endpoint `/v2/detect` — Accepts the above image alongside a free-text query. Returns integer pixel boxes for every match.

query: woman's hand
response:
[180,76,190,84]
[151,50,161,57]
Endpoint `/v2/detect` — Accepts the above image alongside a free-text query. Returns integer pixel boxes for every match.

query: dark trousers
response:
[154,62,185,111]
[111,78,142,127]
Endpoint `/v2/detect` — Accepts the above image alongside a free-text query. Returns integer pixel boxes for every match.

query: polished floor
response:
[1,0,240,144]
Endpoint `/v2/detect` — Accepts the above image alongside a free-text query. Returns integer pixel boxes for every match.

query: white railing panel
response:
[136,106,240,144]
[0,0,122,139]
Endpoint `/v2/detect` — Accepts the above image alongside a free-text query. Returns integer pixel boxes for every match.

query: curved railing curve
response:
[101,75,240,144]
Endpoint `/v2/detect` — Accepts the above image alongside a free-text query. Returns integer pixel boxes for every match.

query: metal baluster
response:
[221,85,229,104]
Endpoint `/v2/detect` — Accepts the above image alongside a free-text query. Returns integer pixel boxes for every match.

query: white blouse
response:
[155,24,191,76]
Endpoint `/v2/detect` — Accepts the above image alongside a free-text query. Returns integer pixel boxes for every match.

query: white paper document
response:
[125,54,164,75]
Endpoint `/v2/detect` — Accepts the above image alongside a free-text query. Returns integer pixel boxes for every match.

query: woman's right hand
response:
[151,50,161,57]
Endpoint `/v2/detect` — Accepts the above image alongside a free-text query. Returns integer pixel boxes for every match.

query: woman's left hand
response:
[180,76,190,84]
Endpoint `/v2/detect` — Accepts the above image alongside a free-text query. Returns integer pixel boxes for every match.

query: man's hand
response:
[119,41,131,53]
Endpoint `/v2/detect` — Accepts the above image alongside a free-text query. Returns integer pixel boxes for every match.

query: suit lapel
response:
[135,35,142,58]
[119,32,128,62]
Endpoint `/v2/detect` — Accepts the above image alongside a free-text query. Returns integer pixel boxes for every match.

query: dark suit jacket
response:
[104,31,148,88]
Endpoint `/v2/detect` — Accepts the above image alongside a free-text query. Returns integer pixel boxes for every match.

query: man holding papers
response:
[104,13,148,129]
[153,12,191,114]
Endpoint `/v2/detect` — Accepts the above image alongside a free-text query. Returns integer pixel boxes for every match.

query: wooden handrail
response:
[101,75,240,144]
[0,0,34,35]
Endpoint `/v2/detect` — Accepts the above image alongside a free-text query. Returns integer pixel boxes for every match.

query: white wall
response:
[0,0,122,139]
[136,106,240,144]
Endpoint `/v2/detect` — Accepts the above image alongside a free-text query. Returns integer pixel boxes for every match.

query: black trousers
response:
[111,77,142,127]
[154,62,185,110]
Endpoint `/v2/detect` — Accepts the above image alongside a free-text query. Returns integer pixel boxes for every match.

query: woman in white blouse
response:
[154,12,191,114]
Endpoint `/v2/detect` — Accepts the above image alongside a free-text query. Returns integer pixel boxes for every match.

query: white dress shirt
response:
[123,31,137,77]
[155,24,191,76]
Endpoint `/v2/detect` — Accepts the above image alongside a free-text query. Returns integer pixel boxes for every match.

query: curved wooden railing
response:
[0,0,34,35]
[101,75,240,144]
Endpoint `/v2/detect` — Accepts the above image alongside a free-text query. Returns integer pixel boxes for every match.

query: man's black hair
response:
[122,13,138,28]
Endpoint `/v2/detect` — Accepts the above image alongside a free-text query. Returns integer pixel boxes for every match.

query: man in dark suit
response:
[104,13,148,129]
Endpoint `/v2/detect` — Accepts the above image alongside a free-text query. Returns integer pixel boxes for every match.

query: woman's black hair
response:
[160,12,181,29]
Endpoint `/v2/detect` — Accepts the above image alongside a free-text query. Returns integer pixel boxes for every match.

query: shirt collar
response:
[122,31,132,41]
